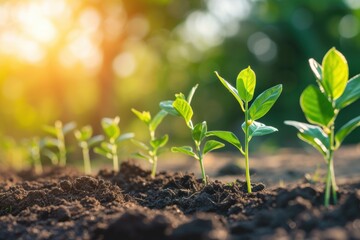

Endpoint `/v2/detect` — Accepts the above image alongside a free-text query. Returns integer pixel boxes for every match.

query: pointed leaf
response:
[94,147,112,159]
[335,116,360,149]
[42,149,59,165]
[215,71,245,111]
[206,131,242,152]
[88,135,104,147]
[322,47,349,100]
[285,120,329,157]
[63,122,77,135]
[132,152,151,161]
[249,84,282,120]
[131,139,150,151]
[309,58,322,80]
[300,85,335,127]
[150,134,169,149]
[116,133,134,143]
[42,137,59,147]
[132,108,151,124]
[173,98,193,128]
[203,140,225,155]
[43,125,57,136]
[149,110,167,132]
[171,146,197,158]
[159,100,180,116]
[237,66,256,102]
[335,74,360,109]
[187,84,198,104]
[242,121,278,137]
[101,117,120,140]
[192,121,207,143]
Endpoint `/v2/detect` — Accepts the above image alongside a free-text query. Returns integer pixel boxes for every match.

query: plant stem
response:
[151,155,157,178]
[244,101,252,193]
[82,143,91,175]
[325,124,337,206]
[111,143,119,172]
[32,145,43,175]
[196,143,207,184]
[56,122,67,166]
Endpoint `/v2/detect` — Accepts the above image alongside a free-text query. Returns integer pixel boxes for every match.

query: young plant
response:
[26,137,43,174]
[160,85,225,184]
[74,125,104,175]
[43,121,76,166]
[94,116,134,172]
[131,109,168,178]
[285,47,360,207]
[210,67,282,193]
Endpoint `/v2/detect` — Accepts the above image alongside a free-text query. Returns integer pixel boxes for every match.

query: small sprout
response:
[26,137,43,175]
[160,85,225,184]
[131,108,168,178]
[285,47,360,207]
[212,67,282,193]
[74,125,104,175]
[43,121,76,166]
[94,116,134,172]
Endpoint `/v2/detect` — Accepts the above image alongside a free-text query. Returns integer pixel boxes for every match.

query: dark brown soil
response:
[0,161,359,240]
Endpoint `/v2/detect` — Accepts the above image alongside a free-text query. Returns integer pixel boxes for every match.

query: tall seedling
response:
[43,121,76,166]
[160,85,225,184]
[131,109,168,178]
[94,116,134,172]
[75,125,104,174]
[211,67,282,193]
[285,47,360,207]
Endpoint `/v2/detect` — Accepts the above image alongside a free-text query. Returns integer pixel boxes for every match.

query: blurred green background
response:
[0,0,359,168]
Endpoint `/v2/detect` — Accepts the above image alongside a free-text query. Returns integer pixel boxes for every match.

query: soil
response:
[0,146,360,240]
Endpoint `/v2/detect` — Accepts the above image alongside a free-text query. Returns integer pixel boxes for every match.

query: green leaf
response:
[149,110,167,132]
[206,131,242,152]
[171,146,197,158]
[300,85,335,127]
[322,47,349,100]
[203,140,225,155]
[215,71,245,112]
[192,121,207,143]
[74,125,93,141]
[132,152,151,161]
[43,125,57,136]
[42,137,59,147]
[116,133,134,143]
[131,139,149,151]
[284,120,329,157]
[237,66,256,102]
[242,121,278,138]
[101,117,121,140]
[159,100,180,116]
[94,147,112,159]
[309,58,322,80]
[42,149,59,165]
[187,84,198,104]
[249,84,282,121]
[88,135,104,147]
[63,122,77,135]
[150,134,169,149]
[335,74,360,109]
[335,116,360,149]
[132,108,151,124]
[172,98,193,128]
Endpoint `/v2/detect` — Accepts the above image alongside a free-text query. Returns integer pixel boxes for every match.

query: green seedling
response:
[160,85,225,184]
[94,116,134,172]
[211,67,282,193]
[26,137,43,174]
[74,125,104,175]
[43,121,76,166]
[131,109,168,178]
[285,47,360,207]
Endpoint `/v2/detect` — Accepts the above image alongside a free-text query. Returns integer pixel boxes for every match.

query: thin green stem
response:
[111,143,119,172]
[151,155,158,178]
[325,123,338,206]
[32,145,43,175]
[244,101,252,193]
[196,143,207,184]
[82,143,91,175]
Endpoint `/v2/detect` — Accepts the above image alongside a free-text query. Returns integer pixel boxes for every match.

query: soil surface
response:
[0,146,359,240]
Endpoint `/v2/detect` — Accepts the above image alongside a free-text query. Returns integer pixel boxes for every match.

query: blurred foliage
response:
[0,0,359,167]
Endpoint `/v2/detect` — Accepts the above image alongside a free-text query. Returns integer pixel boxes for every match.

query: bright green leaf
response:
[42,137,59,147]
[149,110,167,132]
[192,121,207,143]
[309,58,322,80]
[131,139,149,151]
[242,121,278,138]
[249,84,282,120]
[215,71,245,112]
[159,100,180,116]
[237,66,256,102]
[335,74,360,109]
[88,135,104,147]
[300,85,335,127]
[42,149,59,165]
[203,140,225,155]
[284,120,329,157]
[171,146,197,158]
[132,108,151,124]
[173,98,193,128]
[335,116,360,149]
[132,152,151,161]
[94,147,112,159]
[116,133,134,143]
[187,84,198,104]
[322,47,349,100]
[43,125,57,136]
[206,131,242,152]
[101,117,121,140]
[150,134,169,149]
